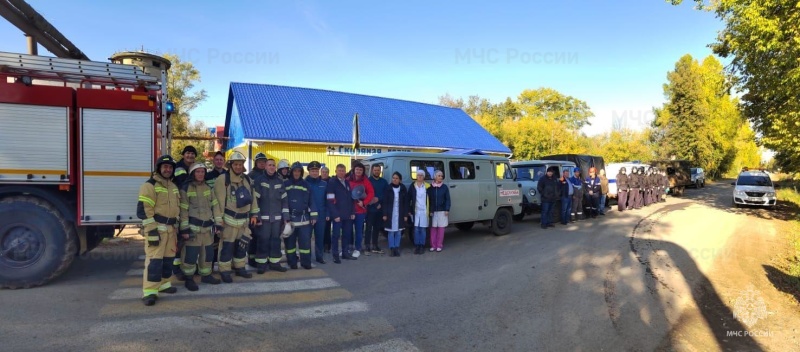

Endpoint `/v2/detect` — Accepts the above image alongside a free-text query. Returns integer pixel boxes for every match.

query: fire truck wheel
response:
[490,208,513,236]
[0,196,77,289]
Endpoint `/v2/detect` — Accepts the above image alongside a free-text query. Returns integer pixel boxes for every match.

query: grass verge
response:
[775,177,800,292]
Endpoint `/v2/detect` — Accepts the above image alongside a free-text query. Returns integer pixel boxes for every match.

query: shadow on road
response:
[763,265,800,305]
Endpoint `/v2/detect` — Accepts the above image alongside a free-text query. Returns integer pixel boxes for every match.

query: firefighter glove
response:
[147,229,160,247]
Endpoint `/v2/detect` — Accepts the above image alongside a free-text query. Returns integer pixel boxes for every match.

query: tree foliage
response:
[670,0,800,171]
[163,53,209,162]
[440,89,651,162]
[653,54,760,177]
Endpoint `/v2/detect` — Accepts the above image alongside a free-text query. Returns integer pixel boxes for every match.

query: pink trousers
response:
[430,227,445,249]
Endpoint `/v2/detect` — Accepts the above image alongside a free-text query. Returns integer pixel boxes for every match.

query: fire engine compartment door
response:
[80,108,153,224]
[0,103,70,183]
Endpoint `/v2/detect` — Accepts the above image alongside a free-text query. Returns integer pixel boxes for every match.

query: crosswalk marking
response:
[343,338,421,352]
[109,277,340,300]
[88,301,369,337]
[100,288,354,317]
[118,268,328,287]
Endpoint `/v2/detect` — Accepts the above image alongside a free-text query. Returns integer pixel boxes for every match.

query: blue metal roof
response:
[224,83,511,154]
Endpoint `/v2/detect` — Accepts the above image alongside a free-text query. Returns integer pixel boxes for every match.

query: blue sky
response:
[1,0,722,136]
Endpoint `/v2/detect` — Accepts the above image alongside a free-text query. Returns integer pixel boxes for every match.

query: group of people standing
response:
[614,167,669,211]
[536,166,610,229]
[136,145,451,306]
[535,165,669,229]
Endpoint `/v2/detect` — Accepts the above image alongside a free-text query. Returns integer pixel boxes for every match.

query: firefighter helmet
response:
[278,159,290,169]
[254,152,268,161]
[290,161,304,177]
[189,163,207,176]
[228,151,246,163]
[155,155,176,170]
[307,161,322,170]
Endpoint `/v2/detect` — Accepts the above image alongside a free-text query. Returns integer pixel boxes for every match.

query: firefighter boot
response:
[142,294,157,306]
[201,275,221,285]
[257,263,268,274]
[220,272,233,283]
[269,262,288,272]
[159,286,178,294]
[185,277,199,292]
[235,268,252,279]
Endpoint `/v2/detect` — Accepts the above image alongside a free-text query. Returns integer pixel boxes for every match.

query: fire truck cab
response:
[0,51,171,289]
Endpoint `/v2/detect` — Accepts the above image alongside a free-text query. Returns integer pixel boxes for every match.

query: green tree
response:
[440,88,594,159]
[590,129,656,163]
[670,0,800,172]
[516,88,593,130]
[163,53,209,162]
[653,54,744,177]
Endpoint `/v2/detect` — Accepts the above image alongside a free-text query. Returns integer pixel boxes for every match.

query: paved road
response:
[0,182,783,351]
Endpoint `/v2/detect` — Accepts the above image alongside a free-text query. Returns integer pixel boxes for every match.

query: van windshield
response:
[737,176,772,186]
[514,165,547,180]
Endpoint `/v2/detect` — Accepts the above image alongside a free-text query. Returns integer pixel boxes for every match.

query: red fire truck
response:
[0,51,172,288]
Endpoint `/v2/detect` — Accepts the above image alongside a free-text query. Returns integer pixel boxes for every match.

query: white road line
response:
[108,277,340,300]
[343,338,421,352]
[89,301,369,337]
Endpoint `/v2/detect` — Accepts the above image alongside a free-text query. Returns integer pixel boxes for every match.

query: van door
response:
[476,160,494,219]
[495,161,521,208]
[447,160,479,222]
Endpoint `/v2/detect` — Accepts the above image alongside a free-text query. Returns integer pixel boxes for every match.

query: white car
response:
[731,171,778,208]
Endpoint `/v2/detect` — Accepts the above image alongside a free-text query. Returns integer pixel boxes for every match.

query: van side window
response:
[410,160,444,180]
[449,161,475,180]
[496,162,513,180]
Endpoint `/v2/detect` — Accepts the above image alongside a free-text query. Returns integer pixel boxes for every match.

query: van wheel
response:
[490,208,513,236]
[0,196,77,289]
[455,222,475,232]
[512,213,525,222]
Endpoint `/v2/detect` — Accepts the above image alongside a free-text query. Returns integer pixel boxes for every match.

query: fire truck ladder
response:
[0,51,159,88]
[0,50,171,154]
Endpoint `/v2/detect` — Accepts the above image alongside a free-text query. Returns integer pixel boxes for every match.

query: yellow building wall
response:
[229,142,438,170]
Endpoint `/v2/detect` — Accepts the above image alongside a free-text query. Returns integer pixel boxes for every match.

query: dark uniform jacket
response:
[629,173,641,189]
[616,173,629,192]
[306,176,328,220]
[254,171,285,222]
[584,176,602,194]
[326,176,355,221]
[427,184,451,212]
[283,176,318,225]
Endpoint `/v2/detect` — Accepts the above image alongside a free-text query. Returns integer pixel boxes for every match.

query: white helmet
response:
[278,159,290,169]
[228,151,246,163]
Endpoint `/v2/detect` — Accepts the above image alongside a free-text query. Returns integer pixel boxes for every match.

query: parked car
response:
[511,160,576,220]
[690,167,705,188]
[731,170,778,209]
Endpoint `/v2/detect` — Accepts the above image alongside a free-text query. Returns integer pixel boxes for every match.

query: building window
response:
[449,161,475,180]
[410,160,444,180]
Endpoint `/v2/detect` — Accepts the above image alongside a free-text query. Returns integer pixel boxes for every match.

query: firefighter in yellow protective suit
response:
[137,155,181,306]
[179,163,222,291]
[212,151,258,283]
